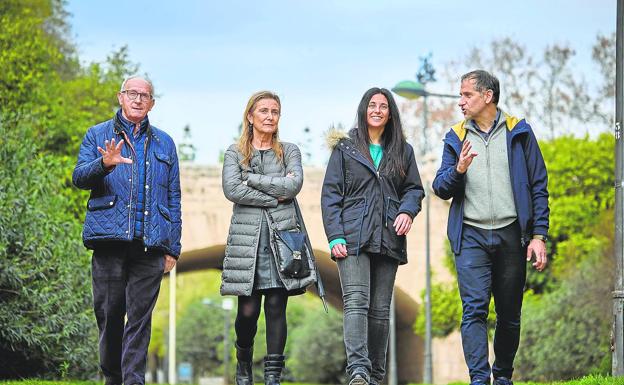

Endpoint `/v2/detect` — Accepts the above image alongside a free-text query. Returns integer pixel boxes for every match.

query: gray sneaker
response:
[348,368,369,385]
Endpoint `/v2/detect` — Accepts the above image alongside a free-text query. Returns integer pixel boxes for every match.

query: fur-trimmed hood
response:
[325,127,349,150]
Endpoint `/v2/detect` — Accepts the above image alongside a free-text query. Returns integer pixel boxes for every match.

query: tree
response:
[592,32,616,126]
[0,122,97,378]
[176,298,234,380]
[417,134,615,349]
[443,35,614,139]
[515,210,614,381]
[0,0,142,378]
[540,44,592,138]
[287,306,346,384]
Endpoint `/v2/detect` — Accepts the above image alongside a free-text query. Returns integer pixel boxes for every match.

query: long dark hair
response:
[352,87,406,177]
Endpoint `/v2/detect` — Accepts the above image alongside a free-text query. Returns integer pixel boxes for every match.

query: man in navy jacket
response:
[433,70,549,385]
[73,76,181,385]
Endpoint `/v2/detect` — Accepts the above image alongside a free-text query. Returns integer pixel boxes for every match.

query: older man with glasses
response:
[72,76,181,385]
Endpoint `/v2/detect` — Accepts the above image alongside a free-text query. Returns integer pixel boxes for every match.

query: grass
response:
[4,376,624,385]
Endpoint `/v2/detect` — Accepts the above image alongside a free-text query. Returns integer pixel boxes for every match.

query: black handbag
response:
[266,208,311,279]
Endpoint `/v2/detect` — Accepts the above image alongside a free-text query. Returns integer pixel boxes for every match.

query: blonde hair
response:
[237,90,283,166]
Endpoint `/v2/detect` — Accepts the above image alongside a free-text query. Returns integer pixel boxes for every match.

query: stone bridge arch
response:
[177,245,422,382]
[179,164,465,383]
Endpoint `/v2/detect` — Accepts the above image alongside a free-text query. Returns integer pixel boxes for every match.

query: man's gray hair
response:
[120,75,154,95]
[461,70,499,105]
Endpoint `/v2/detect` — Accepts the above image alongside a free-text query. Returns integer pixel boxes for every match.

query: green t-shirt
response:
[369,143,383,169]
[328,144,383,250]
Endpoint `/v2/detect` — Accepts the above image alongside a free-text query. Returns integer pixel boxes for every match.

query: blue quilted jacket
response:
[72,114,182,257]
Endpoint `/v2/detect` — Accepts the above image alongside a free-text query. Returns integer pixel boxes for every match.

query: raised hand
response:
[456,140,478,174]
[97,138,133,169]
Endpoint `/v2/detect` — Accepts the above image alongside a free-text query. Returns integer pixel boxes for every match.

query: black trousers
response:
[91,240,164,385]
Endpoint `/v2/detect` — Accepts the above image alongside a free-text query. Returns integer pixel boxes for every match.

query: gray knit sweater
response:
[463,110,517,229]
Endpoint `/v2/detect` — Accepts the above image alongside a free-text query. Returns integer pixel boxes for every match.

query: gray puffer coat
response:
[220,142,317,296]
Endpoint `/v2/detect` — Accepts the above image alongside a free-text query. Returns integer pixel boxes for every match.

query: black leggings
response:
[235,289,289,354]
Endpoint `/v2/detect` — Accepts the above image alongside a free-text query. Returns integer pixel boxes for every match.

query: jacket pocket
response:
[87,195,117,211]
[341,197,366,223]
[154,152,172,188]
[154,152,172,166]
[385,197,401,223]
[158,204,171,221]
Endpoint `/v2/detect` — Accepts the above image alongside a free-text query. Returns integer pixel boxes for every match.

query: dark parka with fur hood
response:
[321,129,425,264]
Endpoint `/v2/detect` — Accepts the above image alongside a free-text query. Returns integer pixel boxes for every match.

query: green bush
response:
[0,123,97,378]
[515,228,613,381]
[176,297,235,380]
[288,306,346,384]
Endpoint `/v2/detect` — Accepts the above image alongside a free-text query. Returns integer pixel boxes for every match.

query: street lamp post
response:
[222,298,234,385]
[391,78,456,385]
[204,298,235,385]
[613,0,624,376]
[169,266,177,385]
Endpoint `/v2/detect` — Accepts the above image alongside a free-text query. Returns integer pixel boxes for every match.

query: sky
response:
[66,0,616,165]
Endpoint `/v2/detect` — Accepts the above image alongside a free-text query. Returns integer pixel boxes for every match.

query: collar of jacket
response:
[445,111,529,155]
[113,109,151,137]
[326,127,380,177]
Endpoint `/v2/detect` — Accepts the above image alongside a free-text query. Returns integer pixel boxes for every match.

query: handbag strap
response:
[293,198,328,313]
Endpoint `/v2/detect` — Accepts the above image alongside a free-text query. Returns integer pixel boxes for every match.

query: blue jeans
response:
[455,222,526,383]
[91,241,165,385]
[337,251,398,384]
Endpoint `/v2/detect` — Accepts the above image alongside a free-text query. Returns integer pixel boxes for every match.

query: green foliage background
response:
[151,271,344,384]
[0,0,619,382]
[414,133,616,381]
[0,0,140,378]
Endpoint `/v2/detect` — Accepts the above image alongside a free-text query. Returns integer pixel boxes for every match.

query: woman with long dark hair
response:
[221,90,318,385]
[321,87,425,385]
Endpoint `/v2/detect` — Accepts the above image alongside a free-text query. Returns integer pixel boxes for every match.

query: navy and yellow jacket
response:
[432,114,549,254]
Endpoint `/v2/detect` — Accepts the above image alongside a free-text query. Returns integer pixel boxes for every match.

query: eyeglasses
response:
[121,90,153,101]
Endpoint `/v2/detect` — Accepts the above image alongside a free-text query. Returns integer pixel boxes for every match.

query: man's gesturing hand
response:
[456,140,478,174]
[98,138,133,169]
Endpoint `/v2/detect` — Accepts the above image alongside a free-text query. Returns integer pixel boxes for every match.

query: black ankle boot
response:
[235,343,254,385]
[264,354,285,385]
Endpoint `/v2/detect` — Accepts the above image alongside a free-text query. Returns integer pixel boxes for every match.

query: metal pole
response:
[388,293,397,385]
[422,96,429,156]
[223,305,232,385]
[422,95,433,385]
[613,0,624,376]
[424,187,432,384]
[169,266,177,384]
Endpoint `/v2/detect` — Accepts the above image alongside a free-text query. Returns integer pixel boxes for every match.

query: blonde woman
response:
[221,91,316,385]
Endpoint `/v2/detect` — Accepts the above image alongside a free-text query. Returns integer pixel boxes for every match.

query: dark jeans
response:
[92,241,165,385]
[455,222,526,383]
[337,251,398,384]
